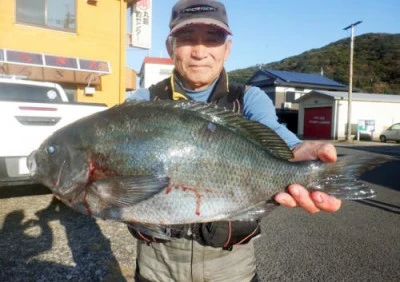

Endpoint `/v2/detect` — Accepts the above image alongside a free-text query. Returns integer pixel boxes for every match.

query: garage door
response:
[304,107,332,139]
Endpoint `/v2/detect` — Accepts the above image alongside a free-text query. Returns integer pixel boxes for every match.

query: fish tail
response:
[307,155,391,200]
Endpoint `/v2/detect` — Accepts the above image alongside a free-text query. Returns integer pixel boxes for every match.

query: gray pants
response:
[135,238,257,282]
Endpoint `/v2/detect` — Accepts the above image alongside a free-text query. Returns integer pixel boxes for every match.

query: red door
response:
[304,107,332,139]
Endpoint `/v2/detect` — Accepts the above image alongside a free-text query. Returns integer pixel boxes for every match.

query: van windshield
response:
[0,83,63,103]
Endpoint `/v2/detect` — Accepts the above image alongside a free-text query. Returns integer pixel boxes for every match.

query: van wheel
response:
[379,135,387,143]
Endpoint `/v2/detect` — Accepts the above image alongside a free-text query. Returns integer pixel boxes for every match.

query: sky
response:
[126,0,400,72]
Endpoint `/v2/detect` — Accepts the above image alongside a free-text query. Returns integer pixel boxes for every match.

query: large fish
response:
[27,100,386,231]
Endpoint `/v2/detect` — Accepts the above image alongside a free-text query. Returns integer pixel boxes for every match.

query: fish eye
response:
[46,145,57,155]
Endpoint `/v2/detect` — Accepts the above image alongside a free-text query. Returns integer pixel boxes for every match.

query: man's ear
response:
[165,37,174,58]
[224,38,232,61]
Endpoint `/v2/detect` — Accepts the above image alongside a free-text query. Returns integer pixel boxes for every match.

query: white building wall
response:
[274,86,313,109]
[336,100,400,140]
[298,94,400,140]
[142,63,174,88]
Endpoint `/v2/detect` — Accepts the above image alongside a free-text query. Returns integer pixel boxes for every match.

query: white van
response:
[379,123,400,143]
[0,76,107,186]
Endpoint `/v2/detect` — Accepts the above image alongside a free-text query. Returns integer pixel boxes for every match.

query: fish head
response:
[27,129,90,200]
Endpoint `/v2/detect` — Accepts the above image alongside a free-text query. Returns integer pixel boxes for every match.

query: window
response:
[60,85,77,102]
[0,83,63,103]
[16,0,76,32]
[286,91,305,103]
[391,124,400,130]
[159,69,172,75]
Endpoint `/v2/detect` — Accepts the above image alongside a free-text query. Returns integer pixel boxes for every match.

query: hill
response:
[228,33,400,94]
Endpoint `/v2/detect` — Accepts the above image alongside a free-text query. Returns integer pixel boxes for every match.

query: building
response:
[296,90,400,140]
[139,56,174,88]
[247,69,348,110]
[247,69,348,133]
[0,0,138,106]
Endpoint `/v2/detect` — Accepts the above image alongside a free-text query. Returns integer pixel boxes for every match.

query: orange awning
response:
[0,49,111,85]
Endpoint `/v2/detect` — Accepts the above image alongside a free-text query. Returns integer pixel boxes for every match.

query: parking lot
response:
[0,142,399,281]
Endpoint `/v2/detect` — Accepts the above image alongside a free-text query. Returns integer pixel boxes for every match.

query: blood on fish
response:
[88,153,119,182]
[78,155,121,217]
[83,189,92,216]
[165,184,206,216]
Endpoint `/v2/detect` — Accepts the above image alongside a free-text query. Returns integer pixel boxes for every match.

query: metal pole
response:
[343,21,362,141]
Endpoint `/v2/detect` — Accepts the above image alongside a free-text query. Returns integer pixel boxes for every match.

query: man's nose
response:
[191,43,208,59]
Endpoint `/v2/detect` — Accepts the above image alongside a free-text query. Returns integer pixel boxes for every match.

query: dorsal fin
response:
[122,100,294,160]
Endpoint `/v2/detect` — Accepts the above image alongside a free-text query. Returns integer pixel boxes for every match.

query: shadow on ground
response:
[0,197,127,281]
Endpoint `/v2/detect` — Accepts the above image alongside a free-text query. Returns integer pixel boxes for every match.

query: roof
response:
[247,69,347,90]
[267,69,346,87]
[296,90,400,103]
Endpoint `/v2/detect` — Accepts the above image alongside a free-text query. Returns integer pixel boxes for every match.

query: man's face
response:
[169,24,232,91]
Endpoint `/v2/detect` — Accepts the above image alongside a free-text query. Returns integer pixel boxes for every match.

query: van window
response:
[391,124,400,130]
[0,83,63,103]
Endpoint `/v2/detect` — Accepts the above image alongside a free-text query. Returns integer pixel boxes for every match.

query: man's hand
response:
[274,141,342,213]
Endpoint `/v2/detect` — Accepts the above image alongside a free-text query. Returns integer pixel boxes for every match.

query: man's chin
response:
[185,76,217,90]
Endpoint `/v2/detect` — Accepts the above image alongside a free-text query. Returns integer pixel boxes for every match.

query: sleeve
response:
[125,88,151,101]
[242,86,301,149]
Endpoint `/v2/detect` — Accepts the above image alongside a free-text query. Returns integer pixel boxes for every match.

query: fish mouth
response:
[54,160,67,188]
[55,182,85,199]
[52,160,88,199]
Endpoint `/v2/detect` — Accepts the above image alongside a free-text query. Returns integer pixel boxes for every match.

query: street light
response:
[343,20,362,141]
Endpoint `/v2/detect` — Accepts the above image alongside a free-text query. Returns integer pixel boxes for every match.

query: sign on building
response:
[130,0,152,49]
[358,119,376,132]
[357,119,376,140]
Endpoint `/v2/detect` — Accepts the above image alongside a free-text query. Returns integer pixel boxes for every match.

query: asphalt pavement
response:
[0,141,399,281]
[255,142,400,281]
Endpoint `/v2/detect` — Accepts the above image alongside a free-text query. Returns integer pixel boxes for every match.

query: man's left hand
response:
[274,141,342,213]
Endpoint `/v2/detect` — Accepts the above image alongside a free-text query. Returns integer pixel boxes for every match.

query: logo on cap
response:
[181,5,218,14]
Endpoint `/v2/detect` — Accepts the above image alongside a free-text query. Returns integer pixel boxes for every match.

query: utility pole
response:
[343,21,362,141]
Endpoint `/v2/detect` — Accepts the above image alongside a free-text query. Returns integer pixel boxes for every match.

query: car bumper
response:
[0,157,38,187]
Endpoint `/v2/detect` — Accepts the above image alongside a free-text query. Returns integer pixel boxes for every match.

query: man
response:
[127,1,341,281]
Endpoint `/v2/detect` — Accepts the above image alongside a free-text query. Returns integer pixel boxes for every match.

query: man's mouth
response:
[189,64,210,69]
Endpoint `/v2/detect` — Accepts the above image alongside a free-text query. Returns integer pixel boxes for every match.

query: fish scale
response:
[28,100,389,227]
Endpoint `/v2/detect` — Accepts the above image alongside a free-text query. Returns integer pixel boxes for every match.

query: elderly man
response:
[127,1,341,281]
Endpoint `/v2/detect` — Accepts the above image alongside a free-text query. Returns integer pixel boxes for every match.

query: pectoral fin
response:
[91,175,169,207]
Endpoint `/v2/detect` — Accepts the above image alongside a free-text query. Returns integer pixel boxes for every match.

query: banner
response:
[131,0,152,49]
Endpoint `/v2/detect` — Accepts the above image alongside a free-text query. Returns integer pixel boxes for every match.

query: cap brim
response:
[169,18,232,36]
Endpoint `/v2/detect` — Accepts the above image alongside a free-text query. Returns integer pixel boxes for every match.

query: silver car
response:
[379,123,400,143]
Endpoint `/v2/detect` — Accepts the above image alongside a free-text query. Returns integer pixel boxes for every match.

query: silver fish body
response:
[28,100,383,226]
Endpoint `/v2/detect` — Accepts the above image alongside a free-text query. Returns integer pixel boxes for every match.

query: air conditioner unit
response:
[84,87,95,95]
[283,102,292,109]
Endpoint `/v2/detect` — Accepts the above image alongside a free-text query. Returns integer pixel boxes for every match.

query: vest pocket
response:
[199,220,260,249]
